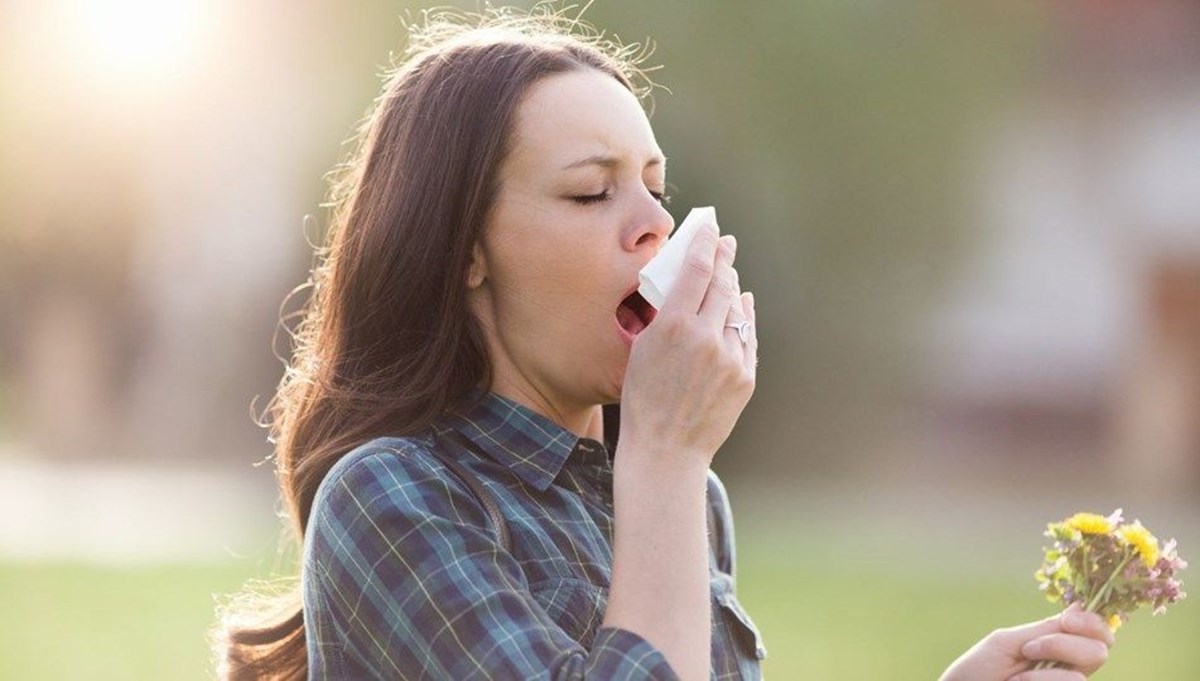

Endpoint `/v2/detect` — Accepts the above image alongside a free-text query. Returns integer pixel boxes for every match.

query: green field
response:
[1,522,1194,680]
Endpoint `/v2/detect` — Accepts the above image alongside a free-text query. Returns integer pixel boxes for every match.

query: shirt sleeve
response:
[301,443,680,680]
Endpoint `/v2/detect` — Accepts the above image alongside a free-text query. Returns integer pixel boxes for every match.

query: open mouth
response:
[616,289,657,337]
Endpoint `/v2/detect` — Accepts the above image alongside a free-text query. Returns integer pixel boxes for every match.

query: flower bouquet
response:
[1033,509,1187,670]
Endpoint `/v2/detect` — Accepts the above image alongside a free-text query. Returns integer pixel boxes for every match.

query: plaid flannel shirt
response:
[302,391,767,679]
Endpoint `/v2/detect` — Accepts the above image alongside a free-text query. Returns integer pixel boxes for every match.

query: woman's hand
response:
[618,222,757,472]
[939,603,1115,681]
[606,223,756,681]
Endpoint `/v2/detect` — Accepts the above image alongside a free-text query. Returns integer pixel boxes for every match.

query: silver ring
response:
[725,321,753,345]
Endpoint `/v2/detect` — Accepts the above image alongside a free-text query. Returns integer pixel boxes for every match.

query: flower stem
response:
[1032,550,1134,671]
[1086,551,1134,612]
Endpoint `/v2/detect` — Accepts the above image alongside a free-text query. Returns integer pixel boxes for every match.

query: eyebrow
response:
[562,153,667,170]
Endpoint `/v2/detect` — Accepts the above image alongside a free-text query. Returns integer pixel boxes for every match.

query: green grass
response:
[1,527,1195,680]
[0,561,254,680]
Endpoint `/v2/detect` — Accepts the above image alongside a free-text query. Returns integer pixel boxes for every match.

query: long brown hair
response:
[213,7,653,680]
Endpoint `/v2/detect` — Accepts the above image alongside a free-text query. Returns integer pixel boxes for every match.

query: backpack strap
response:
[430,429,513,553]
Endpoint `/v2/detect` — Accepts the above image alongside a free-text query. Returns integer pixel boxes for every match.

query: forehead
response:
[506,69,662,174]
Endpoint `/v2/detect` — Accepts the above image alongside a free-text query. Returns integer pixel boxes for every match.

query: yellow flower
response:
[1066,512,1113,535]
[1119,521,1160,569]
[1107,614,1123,632]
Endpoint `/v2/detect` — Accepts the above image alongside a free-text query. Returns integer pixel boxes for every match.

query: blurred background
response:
[1,0,1198,678]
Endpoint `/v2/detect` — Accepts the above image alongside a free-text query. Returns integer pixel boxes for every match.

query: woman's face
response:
[470,68,673,424]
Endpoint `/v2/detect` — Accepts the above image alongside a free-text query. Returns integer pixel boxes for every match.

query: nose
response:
[622,192,674,253]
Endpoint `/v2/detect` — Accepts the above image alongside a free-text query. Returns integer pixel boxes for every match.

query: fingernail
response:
[728,235,738,254]
[1063,610,1083,629]
[747,291,755,308]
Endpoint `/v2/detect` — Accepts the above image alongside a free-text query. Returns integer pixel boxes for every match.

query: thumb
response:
[992,602,1079,648]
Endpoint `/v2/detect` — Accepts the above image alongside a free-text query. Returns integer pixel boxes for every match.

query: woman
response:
[217,8,1115,681]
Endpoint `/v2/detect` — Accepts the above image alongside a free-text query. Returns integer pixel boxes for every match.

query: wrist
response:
[613,440,711,483]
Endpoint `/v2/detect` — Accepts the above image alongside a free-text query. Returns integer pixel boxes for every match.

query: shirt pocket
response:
[529,577,607,646]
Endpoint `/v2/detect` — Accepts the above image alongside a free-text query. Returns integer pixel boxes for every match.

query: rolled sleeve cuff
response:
[584,627,680,680]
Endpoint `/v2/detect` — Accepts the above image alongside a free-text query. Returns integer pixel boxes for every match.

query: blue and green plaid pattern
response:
[302,391,766,679]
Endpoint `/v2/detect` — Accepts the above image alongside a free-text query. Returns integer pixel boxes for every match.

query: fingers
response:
[1020,633,1109,674]
[1005,605,1112,677]
[991,604,1078,648]
[663,222,720,315]
[698,235,738,327]
[1059,606,1116,648]
[944,605,1113,681]
[993,602,1108,648]
[740,292,757,373]
[1007,670,1088,681]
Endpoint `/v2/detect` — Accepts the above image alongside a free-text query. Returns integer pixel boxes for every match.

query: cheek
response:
[484,201,623,360]
[492,239,588,303]
[490,221,608,305]
[489,202,568,278]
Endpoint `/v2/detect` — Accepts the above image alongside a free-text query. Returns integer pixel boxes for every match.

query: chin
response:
[585,332,630,403]
[600,363,628,403]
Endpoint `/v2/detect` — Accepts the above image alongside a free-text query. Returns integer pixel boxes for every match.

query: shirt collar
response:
[443,390,600,491]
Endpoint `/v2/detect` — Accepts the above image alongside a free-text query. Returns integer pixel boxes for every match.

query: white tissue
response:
[637,206,718,309]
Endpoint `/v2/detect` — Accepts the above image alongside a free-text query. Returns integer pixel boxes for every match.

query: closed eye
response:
[570,188,670,206]
[572,191,611,205]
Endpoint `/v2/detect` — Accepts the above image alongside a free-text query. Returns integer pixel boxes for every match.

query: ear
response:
[466,240,488,290]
